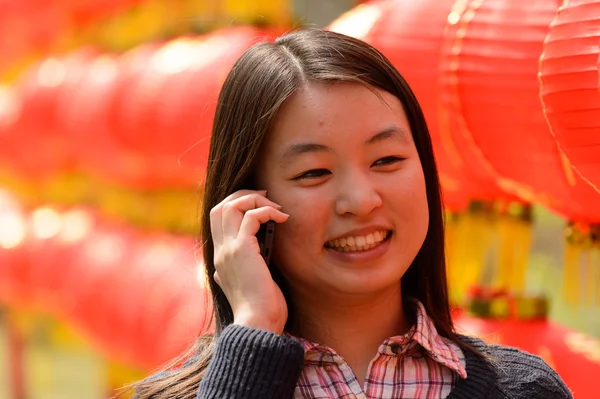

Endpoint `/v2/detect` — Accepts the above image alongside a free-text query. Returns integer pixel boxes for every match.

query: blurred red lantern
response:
[454,313,600,398]
[56,53,130,184]
[25,207,97,317]
[64,219,137,356]
[122,234,207,369]
[0,193,209,370]
[112,27,280,190]
[56,214,208,369]
[150,27,280,188]
[438,0,600,223]
[56,0,142,26]
[0,0,68,75]
[0,190,28,307]
[0,49,96,181]
[539,0,600,195]
[107,42,161,188]
[328,0,511,210]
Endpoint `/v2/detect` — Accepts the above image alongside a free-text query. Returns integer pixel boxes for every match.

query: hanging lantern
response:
[0,0,69,83]
[54,212,207,369]
[107,42,161,190]
[539,0,600,194]
[436,0,600,305]
[57,53,126,185]
[122,234,208,369]
[1,49,96,186]
[56,0,143,27]
[455,310,600,398]
[328,0,504,206]
[0,189,28,307]
[439,0,600,222]
[538,0,600,308]
[26,207,96,317]
[111,27,280,191]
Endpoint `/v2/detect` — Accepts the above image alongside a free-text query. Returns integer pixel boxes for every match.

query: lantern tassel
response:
[563,223,600,306]
[446,202,494,305]
[493,203,532,294]
[512,208,532,293]
[563,228,580,306]
[586,249,594,307]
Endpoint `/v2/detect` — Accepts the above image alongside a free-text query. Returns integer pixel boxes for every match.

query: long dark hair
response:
[132,28,476,399]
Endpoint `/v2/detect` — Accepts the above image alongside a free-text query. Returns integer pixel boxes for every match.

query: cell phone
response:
[257,220,276,267]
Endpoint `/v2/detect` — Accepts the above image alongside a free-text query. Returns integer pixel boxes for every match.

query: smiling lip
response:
[326,226,393,242]
[325,232,392,262]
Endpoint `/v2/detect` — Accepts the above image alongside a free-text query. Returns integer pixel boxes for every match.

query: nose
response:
[334,170,383,216]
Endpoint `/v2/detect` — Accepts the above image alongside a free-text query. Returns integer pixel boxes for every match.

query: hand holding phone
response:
[258,220,276,267]
[210,190,288,334]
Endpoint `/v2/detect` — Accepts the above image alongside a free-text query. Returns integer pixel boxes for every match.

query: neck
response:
[289,285,408,365]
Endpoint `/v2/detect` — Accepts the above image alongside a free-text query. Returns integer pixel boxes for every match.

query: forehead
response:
[267,82,412,149]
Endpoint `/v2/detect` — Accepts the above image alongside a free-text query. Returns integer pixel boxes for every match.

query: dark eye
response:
[293,169,331,180]
[373,156,404,167]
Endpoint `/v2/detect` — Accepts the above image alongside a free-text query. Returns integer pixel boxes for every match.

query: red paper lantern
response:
[25,207,97,317]
[0,0,68,73]
[56,54,129,183]
[56,0,142,26]
[112,27,279,190]
[0,194,208,370]
[54,213,208,369]
[328,0,512,210]
[107,42,161,188]
[150,27,279,188]
[65,221,138,354]
[438,0,600,223]
[0,49,96,181]
[0,190,28,307]
[122,235,208,368]
[539,0,600,194]
[454,313,600,398]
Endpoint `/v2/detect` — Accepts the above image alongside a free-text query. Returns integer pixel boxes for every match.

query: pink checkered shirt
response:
[287,301,467,399]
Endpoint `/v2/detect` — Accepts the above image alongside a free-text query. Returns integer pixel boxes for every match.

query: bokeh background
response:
[0,0,599,398]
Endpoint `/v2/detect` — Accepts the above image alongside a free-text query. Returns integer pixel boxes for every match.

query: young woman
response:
[132,29,572,399]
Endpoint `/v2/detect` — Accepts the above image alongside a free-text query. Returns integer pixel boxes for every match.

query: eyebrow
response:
[366,125,411,145]
[279,125,410,167]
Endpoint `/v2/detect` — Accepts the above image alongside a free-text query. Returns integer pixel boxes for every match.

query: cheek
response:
[270,190,330,263]
[387,164,429,226]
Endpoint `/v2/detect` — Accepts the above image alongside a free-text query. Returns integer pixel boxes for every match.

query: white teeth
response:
[326,230,390,252]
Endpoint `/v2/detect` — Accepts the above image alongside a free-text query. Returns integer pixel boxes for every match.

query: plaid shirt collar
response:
[286,299,467,380]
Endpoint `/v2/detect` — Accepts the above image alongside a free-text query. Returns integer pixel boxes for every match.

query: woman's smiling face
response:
[255,82,429,299]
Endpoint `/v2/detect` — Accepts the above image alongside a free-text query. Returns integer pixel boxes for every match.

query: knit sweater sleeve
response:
[488,344,573,399]
[453,335,573,399]
[197,324,305,399]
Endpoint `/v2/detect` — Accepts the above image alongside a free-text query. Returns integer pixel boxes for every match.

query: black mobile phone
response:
[257,220,276,267]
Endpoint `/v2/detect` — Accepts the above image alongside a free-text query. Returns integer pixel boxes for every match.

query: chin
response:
[324,269,406,296]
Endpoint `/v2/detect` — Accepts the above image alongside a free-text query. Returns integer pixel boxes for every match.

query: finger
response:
[222,194,282,239]
[238,206,289,238]
[222,190,267,205]
[210,208,224,247]
[210,190,267,246]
